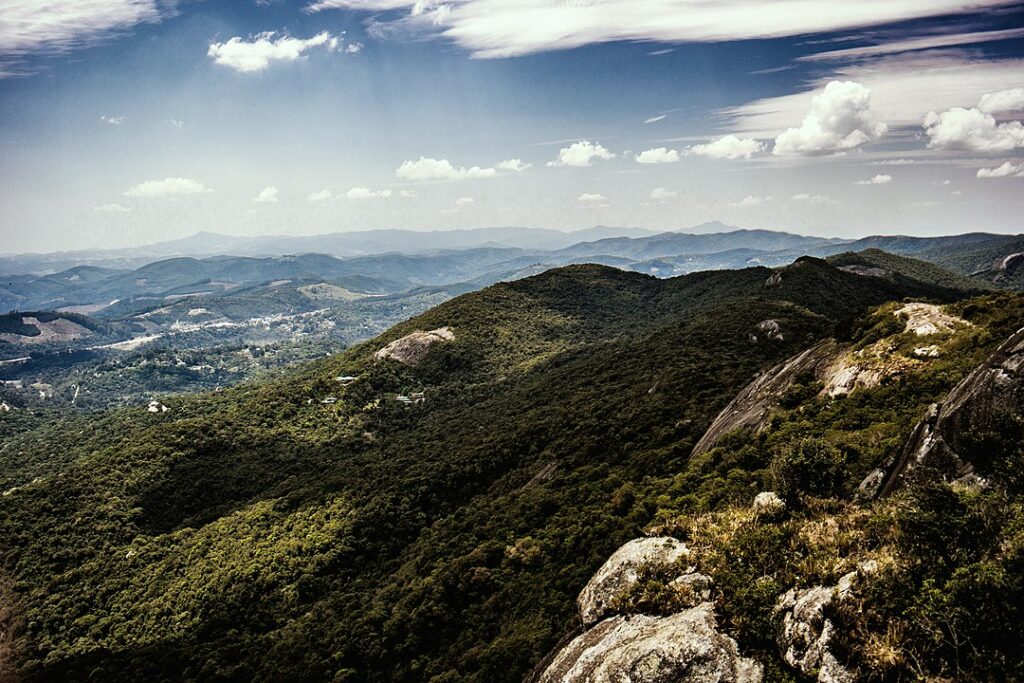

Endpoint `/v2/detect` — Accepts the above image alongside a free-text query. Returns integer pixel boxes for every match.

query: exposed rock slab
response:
[893,303,966,337]
[578,537,689,626]
[692,340,841,456]
[872,325,1024,498]
[373,327,454,366]
[539,603,763,683]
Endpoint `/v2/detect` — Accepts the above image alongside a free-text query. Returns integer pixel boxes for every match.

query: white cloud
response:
[873,158,918,166]
[346,186,393,199]
[396,156,498,180]
[650,187,677,200]
[923,107,1024,153]
[578,192,607,203]
[168,118,184,129]
[254,186,278,203]
[855,174,892,185]
[731,194,772,207]
[547,140,614,167]
[308,189,333,202]
[689,135,764,159]
[455,196,475,205]
[94,202,131,213]
[977,161,1024,178]
[123,177,211,198]
[978,88,1024,115]
[723,54,1024,138]
[497,158,531,172]
[100,115,125,125]
[399,189,418,198]
[644,114,667,124]
[345,42,364,54]
[635,147,680,164]
[798,28,1024,63]
[0,0,166,76]
[773,81,886,156]
[208,32,340,73]
[306,0,1019,59]
[791,193,840,206]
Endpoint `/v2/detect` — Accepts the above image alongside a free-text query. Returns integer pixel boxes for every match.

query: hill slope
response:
[0,255,1021,682]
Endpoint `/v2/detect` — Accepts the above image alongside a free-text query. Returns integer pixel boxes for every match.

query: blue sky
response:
[1,0,1023,252]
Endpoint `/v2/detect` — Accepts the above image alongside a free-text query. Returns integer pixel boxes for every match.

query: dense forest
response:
[1,255,1022,681]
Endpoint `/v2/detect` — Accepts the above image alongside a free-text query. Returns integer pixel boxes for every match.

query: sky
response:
[0,0,1023,253]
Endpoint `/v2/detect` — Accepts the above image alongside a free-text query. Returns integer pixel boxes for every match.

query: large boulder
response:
[539,603,763,683]
[775,572,857,683]
[577,537,690,626]
[373,327,454,366]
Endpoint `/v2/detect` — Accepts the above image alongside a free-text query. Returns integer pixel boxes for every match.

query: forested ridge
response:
[1,256,1022,681]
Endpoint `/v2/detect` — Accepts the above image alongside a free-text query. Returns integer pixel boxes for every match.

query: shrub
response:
[770,437,846,500]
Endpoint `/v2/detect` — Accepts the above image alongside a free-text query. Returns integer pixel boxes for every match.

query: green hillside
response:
[1,256,1022,681]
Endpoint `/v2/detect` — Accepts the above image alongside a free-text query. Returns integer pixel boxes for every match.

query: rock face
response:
[578,537,689,626]
[373,327,454,366]
[776,572,857,683]
[692,340,841,457]
[539,604,763,683]
[995,251,1024,274]
[893,302,965,337]
[869,326,1024,498]
[764,272,783,288]
[753,319,783,343]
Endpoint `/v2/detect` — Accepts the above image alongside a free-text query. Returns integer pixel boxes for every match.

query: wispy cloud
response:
[94,202,131,213]
[0,0,166,77]
[798,27,1024,62]
[100,115,125,125]
[650,187,677,200]
[305,0,1019,58]
[644,114,667,124]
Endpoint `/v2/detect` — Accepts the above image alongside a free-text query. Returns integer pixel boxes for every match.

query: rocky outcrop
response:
[776,572,857,683]
[692,340,841,456]
[539,604,763,683]
[764,272,783,288]
[868,326,1024,498]
[893,302,965,337]
[577,537,689,626]
[836,265,890,279]
[995,252,1024,274]
[752,491,785,518]
[373,327,454,366]
[752,319,783,343]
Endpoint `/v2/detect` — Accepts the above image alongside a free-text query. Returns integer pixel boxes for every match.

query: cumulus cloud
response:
[345,42,364,54]
[978,88,1024,115]
[346,186,393,199]
[635,147,680,164]
[791,193,839,205]
[690,135,764,159]
[208,32,340,73]
[396,156,499,180]
[0,0,166,76]
[650,187,677,200]
[547,140,614,167]
[123,177,211,198]
[254,186,278,203]
[497,158,531,172]
[773,81,886,156]
[855,174,892,185]
[924,106,1024,153]
[100,115,125,125]
[977,161,1024,178]
[94,202,131,212]
[578,192,607,203]
[304,0,1019,59]
[308,189,333,202]
[731,194,772,206]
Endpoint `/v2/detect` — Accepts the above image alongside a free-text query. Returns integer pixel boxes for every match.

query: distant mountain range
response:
[3,226,1023,316]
